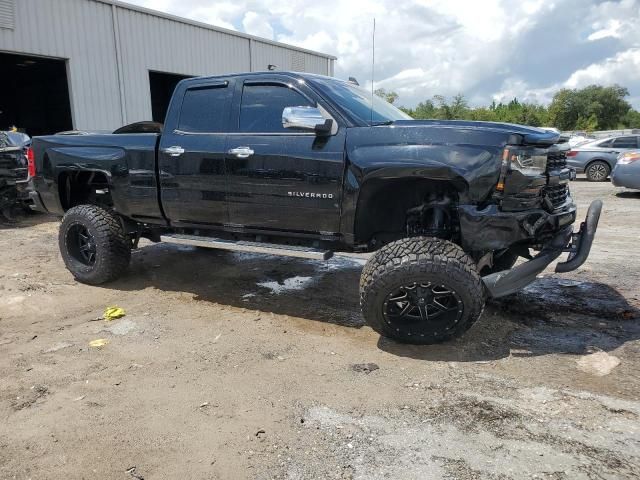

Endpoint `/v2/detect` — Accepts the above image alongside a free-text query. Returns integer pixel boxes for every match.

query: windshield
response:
[310,78,412,125]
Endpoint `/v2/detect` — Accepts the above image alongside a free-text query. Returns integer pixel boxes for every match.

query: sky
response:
[126,0,640,109]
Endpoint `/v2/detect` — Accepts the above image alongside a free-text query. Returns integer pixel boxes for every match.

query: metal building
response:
[0,0,336,135]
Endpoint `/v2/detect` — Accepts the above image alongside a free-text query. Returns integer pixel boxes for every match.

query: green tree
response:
[622,109,640,129]
[548,85,631,130]
[395,83,639,130]
[374,88,399,104]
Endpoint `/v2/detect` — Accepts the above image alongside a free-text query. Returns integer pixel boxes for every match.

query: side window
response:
[597,139,612,148]
[612,136,638,148]
[178,85,230,133]
[239,83,314,133]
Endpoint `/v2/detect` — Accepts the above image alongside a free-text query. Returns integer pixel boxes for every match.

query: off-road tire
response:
[59,204,131,285]
[585,160,610,182]
[360,237,485,344]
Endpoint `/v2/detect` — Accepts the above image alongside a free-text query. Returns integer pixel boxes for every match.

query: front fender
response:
[340,127,504,243]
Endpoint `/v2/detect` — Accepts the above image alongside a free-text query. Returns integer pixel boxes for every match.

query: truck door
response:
[158,79,233,226]
[225,78,345,234]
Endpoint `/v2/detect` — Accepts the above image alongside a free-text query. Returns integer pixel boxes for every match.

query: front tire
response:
[360,237,485,344]
[59,205,131,285]
[585,161,610,182]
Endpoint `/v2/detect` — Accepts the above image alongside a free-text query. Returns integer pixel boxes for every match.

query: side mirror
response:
[282,106,333,135]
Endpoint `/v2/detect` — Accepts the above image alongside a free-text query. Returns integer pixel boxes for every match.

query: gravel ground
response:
[1,179,639,479]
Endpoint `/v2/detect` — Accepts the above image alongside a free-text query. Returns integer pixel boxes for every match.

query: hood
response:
[391,120,560,147]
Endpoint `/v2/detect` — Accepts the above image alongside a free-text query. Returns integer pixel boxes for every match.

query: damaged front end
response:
[458,144,602,298]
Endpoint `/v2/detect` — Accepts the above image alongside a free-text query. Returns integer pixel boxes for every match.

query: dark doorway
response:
[0,52,73,136]
[149,71,192,124]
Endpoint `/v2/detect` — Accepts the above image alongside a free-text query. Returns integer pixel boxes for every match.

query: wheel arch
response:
[58,168,113,211]
[353,176,462,246]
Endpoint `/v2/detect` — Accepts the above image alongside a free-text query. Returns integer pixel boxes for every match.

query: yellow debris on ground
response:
[89,339,109,348]
[103,306,125,321]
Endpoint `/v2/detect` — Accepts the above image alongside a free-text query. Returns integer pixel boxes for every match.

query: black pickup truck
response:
[28,72,601,344]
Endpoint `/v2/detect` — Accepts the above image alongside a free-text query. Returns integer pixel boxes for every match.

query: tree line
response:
[375,85,640,131]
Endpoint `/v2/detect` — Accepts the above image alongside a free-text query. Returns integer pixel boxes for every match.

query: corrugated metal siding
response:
[0,0,333,130]
[251,41,329,75]
[115,6,251,124]
[0,0,14,29]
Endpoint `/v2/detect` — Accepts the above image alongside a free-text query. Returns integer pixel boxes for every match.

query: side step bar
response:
[160,233,334,260]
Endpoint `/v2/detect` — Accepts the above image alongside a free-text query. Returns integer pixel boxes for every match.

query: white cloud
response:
[565,48,640,89]
[124,0,640,108]
[588,19,622,41]
[242,11,274,40]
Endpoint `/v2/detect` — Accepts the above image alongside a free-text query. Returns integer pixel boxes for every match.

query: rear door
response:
[158,79,233,226]
[224,77,345,234]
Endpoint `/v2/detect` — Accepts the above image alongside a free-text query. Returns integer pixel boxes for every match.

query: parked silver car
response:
[566,135,640,181]
[611,151,640,190]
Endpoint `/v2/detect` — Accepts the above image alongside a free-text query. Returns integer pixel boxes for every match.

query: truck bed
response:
[31,133,164,222]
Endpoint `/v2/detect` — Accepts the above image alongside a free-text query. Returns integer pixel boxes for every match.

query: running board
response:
[160,234,334,260]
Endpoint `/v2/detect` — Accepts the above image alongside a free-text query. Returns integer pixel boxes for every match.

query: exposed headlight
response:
[495,146,548,193]
[506,147,547,175]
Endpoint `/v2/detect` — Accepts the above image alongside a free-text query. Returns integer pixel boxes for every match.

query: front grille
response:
[544,184,569,208]
[543,149,570,209]
[547,150,567,169]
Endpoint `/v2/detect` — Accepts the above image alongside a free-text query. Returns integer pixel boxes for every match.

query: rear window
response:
[178,84,231,133]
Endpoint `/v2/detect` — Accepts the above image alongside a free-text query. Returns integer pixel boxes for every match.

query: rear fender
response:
[41,146,128,215]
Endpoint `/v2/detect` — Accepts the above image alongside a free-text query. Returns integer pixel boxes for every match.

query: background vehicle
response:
[567,132,595,148]
[612,151,640,190]
[0,130,31,218]
[27,72,601,345]
[566,135,640,181]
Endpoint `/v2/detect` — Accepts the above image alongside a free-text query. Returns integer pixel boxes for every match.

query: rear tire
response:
[59,205,131,285]
[585,161,610,182]
[360,237,485,344]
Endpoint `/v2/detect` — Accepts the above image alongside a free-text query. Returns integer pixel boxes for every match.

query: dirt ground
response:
[1,179,639,480]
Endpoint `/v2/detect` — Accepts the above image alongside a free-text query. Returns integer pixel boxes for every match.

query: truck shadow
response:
[110,243,639,363]
[380,277,640,362]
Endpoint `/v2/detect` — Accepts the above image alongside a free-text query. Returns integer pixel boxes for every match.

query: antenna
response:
[370,18,376,126]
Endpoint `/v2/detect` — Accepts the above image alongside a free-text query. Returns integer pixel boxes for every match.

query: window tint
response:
[239,84,313,133]
[597,139,612,147]
[178,85,230,133]
[612,136,638,148]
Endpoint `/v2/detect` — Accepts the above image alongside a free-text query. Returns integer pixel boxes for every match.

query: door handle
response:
[162,146,185,157]
[228,146,254,158]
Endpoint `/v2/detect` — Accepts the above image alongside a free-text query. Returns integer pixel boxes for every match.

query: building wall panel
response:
[115,6,251,124]
[0,0,123,130]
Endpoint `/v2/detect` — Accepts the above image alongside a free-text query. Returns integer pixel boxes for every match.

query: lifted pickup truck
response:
[28,72,601,344]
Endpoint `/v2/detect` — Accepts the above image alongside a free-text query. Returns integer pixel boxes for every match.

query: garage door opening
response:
[149,71,192,123]
[0,52,73,136]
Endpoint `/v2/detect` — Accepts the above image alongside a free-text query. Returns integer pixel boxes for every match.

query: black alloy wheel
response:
[383,281,463,337]
[66,223,97,266]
